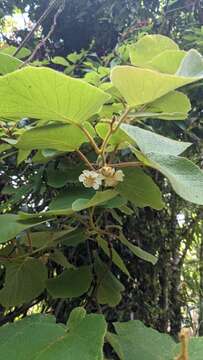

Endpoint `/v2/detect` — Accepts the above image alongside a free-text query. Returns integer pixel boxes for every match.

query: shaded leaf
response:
[0,258,47,308]
[97,237,130,277]
[0,215,50,244]
[46,266,92,298]
[72,190,118,211]
[95,256,124,307]
[118,233,157,265]
[117,168,164,210]
[0,311,106,360]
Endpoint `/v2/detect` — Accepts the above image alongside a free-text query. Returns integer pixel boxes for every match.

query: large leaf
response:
[147,153,203,205]
[141,91,191,120]
[0,53,22,75]
[0,214,50,244]
[110,65,201,108]
[0,311,106,360]
[121,124,191,156]
[95,256,124,307]
[0,67,110,123]
[176,49,203,77]
[16,123,95,152]
[0,258,47,308]
[147,50,186,74]
[46,266,92,298]
[129,35,178,67]
[117,168,164,210]
[112,320,203,360]
[113,320,176,360]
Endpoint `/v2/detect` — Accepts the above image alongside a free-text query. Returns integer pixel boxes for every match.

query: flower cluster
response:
[79,166,124,190]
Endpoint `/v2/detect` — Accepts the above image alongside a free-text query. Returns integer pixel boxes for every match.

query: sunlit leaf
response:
[110,65,201,108]
[0,53,22,75]
[121,124,191,155]
[129,35,178,67]
[147,50,186,74]
[0,67,110,123]
[16,123,95,152]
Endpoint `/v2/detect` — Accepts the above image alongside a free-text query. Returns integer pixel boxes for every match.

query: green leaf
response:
[46,266,92,298]
[61,229,88,247]
[97,237,130,277]
[106,332,124,360]
[72,190,118,211]
[95,256,124,307]
[0,312,106,360]
[147,50,186,74]
[0,258,47,308]
[46,167,69,188]
[96,122,132,149]
[0,67,110,123]
[0,215,50,244]
[66,307,86,330]
[49,249,74,269]
[110,65,201,108]
[117,168,164,210]
[141,91,191,120]
[147,153,203,205]
[176,49,203,77]
[0,53,22,75]
[118,233,157,265]
[16,123,95,152]
[17,149,30,165]
[129,35,178,67]
[51,56,69,66]
[113,320,176,360]
[112,320,203,360]
[121,124,191,156]
[188,338,203,360]
[47,188,93,216]
[0,46,31,59]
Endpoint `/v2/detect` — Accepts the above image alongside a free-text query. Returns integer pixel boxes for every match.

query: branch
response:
[13,0,59,57]
[22,0,65,66]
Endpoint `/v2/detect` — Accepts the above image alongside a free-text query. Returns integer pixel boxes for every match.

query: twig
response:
[77,150,95,170]
[22,0,65,66]
[92,161,144,169]
[13,0,59,57]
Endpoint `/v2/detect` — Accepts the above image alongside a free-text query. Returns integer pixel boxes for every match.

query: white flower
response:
[101,167,124,187]
[79,170,104,190]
